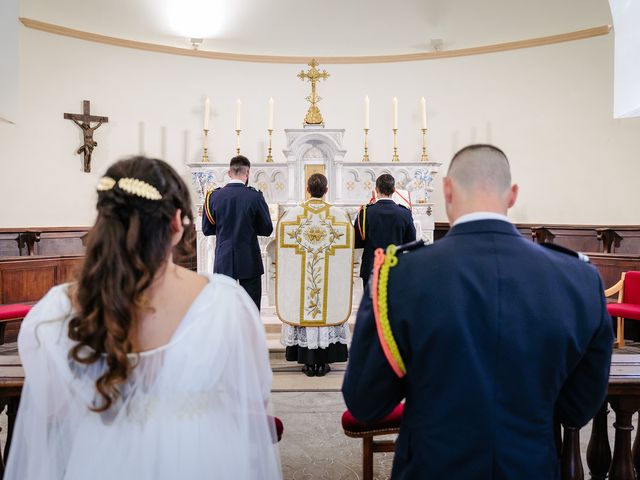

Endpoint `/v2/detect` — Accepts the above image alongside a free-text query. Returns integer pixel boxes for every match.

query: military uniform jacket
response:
[354,199,416,279]
[343,219,613,480]
[201,183,273,279]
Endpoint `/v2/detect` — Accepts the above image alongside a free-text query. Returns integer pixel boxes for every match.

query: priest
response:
[276,174,353,376]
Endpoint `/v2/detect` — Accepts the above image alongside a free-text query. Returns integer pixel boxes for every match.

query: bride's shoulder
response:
[19,283,74,349]
[26,284,74,324]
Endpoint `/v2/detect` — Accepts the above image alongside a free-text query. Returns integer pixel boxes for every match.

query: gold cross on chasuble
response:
[279,200,351,324]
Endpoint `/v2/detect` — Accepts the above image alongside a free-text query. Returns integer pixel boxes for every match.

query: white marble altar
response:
[189,126,442,308]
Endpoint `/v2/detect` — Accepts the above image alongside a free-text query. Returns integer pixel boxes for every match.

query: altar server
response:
[343,144,613,480]
[202,155,273,309]
[354,174,416,287]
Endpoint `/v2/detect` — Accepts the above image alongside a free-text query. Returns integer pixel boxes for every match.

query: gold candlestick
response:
[266,129,274,163]
[362,128,370,162]
[202,129,209,163]
[235,129,241,155]
[392,128,399,162]
[421,128,428,162]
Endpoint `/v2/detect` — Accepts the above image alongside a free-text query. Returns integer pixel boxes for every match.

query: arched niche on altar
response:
[282,128,347,204]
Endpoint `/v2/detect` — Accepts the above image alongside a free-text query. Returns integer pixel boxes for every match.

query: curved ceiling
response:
[21,0,613,56]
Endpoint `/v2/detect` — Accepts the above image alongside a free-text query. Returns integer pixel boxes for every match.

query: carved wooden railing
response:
[559,354,640,480]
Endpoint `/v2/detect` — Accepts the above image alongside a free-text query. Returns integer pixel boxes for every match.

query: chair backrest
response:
[624,271,640,304]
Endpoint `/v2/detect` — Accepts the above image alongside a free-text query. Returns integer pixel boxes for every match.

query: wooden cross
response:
[64,100,109,172]
[297,59,330,125]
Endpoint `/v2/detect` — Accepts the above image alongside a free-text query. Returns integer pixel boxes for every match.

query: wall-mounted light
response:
[430,38,444,52]
[190,37,203,50]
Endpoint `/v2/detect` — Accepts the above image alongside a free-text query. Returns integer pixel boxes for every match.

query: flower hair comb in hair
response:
[96,176,162,200]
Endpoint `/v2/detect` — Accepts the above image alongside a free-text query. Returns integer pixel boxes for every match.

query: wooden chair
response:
[0,304,32,345]
[341,403,403,480]
[605,271,640,347]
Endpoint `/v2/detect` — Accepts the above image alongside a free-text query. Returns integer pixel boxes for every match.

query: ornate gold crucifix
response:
[298,59,330,125]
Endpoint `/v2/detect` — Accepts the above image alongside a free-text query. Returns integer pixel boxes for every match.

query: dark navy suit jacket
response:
[201,182,273,279]
[354,199,416,280]
[343,219,613,480]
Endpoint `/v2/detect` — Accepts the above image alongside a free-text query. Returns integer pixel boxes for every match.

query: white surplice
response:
[5,274,282,480]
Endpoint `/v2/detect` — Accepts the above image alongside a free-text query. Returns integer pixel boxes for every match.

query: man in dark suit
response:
[354,174,416,288]
[202,155,273,309]
[343,144,613,479]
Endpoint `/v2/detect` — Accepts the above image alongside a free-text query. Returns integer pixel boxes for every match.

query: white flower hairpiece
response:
[96,176,163,201]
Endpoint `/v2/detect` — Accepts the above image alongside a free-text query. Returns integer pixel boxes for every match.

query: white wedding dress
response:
[5,274,282,480]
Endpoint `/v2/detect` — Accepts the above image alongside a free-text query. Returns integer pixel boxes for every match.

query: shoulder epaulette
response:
[247,185,257,192]
[203,190,216,225]
[540,242,590,263]
[370,244,406,378]
[396,239,425,254]
[397,204,410,211]
[356,204,368,239]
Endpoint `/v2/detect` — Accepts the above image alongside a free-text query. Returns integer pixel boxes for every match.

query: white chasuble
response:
[276,199,354,327]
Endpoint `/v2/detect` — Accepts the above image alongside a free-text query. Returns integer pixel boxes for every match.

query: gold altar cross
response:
[297,59,330,125]
[279,200,351,324]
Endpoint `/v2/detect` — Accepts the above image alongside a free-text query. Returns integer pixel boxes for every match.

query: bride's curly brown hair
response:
[68,156,194,412]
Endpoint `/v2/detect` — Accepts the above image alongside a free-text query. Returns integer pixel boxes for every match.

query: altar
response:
[189,126,442,309]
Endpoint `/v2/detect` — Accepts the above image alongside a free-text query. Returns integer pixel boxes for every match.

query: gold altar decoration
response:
[421,128,429,162]
[298,59,330,125]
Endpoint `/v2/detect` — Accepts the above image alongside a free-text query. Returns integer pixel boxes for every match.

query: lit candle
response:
[236,99,242,130]
[364,95,370,129]
[420,97,427,129]
[204,97,210,130]
[393,97,398,129]
[268,97,274,130]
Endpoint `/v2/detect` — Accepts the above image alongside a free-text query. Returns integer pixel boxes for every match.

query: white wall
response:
[1,27,639,227]
[0,0,20,123]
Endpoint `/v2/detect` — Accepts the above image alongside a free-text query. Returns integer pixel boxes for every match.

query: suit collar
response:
[225,182,245,188]
[446,219,521,237]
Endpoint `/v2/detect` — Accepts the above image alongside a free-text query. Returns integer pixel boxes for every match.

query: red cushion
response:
[342,403,404,436]
[269,416,284,442]
[0,304,32,321]
[607,303,640,320]
[624,272,640,304]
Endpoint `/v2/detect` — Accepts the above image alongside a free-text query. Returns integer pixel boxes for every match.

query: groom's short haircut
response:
[229,155,251,175]
[376,174,395,197]
[447,144,511,194]
[308,173,328,198]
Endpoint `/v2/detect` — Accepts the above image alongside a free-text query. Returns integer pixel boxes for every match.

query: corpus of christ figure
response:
[64,100,109,172]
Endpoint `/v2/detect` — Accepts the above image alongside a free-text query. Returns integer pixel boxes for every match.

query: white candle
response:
[364,95,370,129]
[204,97,210,130]
[268,97,274,130]
[236,99,242,130]
[420,97,427,129]
[393,97,398,129]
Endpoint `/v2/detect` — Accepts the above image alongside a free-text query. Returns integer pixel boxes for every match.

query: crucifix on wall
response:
[64,100,109,172]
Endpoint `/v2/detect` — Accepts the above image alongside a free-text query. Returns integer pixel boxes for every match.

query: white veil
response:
[5,275,282,480]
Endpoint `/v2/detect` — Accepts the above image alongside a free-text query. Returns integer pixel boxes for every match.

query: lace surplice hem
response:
[280,323,350,350]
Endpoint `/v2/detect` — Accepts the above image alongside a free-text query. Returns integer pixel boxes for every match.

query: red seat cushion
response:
[269,415,284,442]
[623,272,640,304]
[0,304,32,321]
[607,303,640,320]
[342,403,404,436]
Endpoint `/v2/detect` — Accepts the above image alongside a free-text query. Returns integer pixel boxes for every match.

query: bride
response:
[5,156,282,479]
